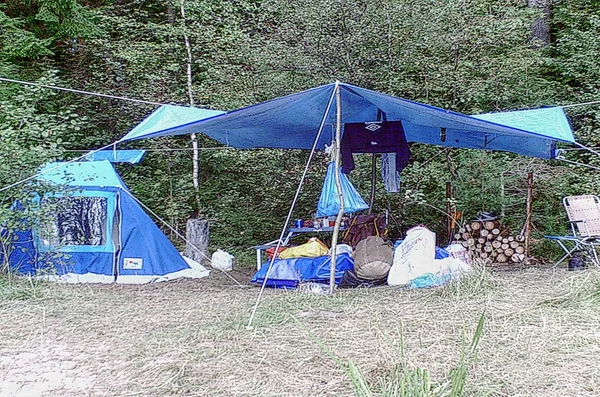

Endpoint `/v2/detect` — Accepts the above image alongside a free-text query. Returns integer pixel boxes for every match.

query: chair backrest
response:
[563,195,600,237]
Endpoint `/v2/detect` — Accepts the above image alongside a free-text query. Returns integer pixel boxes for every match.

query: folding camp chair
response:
[545,195,600,267]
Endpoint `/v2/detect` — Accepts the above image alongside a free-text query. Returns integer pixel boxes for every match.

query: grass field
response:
[1,264,600,397]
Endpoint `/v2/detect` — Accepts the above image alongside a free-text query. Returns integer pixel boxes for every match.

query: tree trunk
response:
[180,1,199,195]
[184,219,209,264]
[528,0,551,47]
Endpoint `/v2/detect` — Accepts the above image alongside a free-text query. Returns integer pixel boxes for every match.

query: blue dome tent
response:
[6,160,209,284]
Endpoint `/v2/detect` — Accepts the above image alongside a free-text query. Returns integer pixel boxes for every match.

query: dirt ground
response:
[1,265,600,397]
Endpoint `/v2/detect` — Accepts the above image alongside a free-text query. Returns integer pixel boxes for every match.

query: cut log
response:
[509,241,520,249]
[458,227,466,233]
[478,238,485,244]
[515,246,525,254]
[471,222,482,231]
[504,248,515,257]
[454,233,462,240]
[462,241,470,248]
[467,238,475,246]
[511,254,522,263]
[502,238,509,244]
[516,235,525,242]
[492,240,502,249]
[466,224,472,232]
[497,253,508,263]
[462,232,471,240]
[484,245,493,253]
[492,228,500,235]
[484,221,496,230]
[480,229,489,237]
[480,252,489,259]
[496,247,504,254]
[508,236,515,242]
[501,243,509,250]
[476,243,483,250]
[184,218,210,264]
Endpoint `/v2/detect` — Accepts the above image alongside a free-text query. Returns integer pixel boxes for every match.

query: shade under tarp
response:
[120,104,224,142]
[118,83,574,159]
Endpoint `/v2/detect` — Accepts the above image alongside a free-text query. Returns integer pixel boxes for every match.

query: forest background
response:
[2,0,600,265]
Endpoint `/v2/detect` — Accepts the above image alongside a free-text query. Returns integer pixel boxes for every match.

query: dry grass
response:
[1,265,600,397]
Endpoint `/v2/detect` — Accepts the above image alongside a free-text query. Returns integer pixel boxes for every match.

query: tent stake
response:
[330,82,345,295]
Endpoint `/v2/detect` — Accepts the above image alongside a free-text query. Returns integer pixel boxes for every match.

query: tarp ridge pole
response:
[329,81,345,296]
[246,83,337,329]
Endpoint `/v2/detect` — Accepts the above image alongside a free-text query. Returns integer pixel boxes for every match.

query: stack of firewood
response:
[453,220,526,264]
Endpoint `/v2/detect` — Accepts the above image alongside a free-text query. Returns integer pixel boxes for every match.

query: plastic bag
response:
[317,162,369,217]
[387,226,440,286]
[279,237,329,259]
[211,249,234,271]
[266,246,288,259]
[408,273,452,289]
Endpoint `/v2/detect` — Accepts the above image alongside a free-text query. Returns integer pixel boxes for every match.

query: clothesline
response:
[4,76,600,110]
[66,147,234,153]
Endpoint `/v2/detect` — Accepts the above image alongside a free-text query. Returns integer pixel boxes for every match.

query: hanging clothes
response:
[340,121,411,174]
[381,153,401,193]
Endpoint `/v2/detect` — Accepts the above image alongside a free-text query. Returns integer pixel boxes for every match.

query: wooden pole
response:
[368,153,376,214]
[329,82,344,295]
[524,172,534,262]
[446,181,452,244]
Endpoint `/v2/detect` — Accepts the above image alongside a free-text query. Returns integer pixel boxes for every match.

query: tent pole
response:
[368,153,376,214]
[330,81,345,295]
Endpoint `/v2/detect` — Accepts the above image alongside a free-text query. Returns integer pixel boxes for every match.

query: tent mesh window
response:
[40,196,108,247]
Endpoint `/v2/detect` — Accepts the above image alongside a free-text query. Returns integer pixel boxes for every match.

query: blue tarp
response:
[7,160,207,283]
[84,150,146,164]
[472,107,574,144]
[118,83,574,159]
[251,253,354,288]
[120,104,225,142]
[317,162,369,217]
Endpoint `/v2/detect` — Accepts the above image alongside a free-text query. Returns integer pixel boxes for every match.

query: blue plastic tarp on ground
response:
[118,83,574,159]
[251,253,354,288]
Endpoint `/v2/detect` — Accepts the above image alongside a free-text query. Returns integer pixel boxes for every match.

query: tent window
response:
[40,196,108,247]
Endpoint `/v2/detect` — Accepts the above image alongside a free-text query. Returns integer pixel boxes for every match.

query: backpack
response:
[354,236,393,280]
[342,214,388,248]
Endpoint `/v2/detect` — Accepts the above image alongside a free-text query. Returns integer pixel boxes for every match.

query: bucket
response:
[568,253,586,271]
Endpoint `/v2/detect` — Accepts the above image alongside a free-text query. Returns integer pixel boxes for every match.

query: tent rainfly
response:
[6,160,209,284]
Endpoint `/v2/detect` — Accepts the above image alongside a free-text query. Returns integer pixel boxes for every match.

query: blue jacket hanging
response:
[317,162,369,217]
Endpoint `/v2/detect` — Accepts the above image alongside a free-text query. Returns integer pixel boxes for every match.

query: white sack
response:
[211,249,234,271]
[388,226,440,285]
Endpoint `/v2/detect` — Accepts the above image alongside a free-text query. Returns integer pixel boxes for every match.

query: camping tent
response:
[6,160,209,284]
[117,82,575,159]
[113,82,576,295]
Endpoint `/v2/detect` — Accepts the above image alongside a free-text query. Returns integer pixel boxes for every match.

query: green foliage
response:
[0,0,101,61]
[2,0,600,267]
[0,71,85,274]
